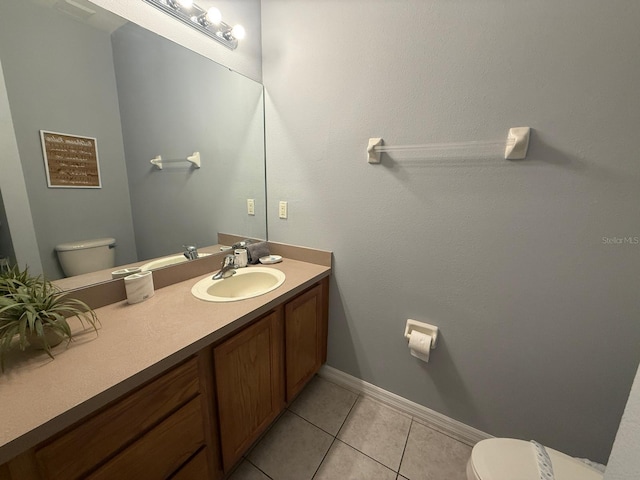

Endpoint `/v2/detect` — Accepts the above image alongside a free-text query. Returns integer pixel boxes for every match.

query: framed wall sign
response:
[40,130,102,188]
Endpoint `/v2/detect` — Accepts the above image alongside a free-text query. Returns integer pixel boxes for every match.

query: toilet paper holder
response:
[404,319,438,349]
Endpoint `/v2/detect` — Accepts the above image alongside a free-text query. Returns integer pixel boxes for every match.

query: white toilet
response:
[467,438,604,480]
[55,237,116,277]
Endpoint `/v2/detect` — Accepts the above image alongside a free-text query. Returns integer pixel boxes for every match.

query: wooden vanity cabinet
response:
[214,277,329,473]
[2,352,221,480]
[1,275,329,480]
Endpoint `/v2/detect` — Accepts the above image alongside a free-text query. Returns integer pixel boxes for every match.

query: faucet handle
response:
[231,239,252,249]
[212,254,237,280]
[183,244,199,260]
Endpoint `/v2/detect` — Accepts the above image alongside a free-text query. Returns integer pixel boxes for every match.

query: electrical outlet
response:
[247,198,255,215]
[279,201,288,219]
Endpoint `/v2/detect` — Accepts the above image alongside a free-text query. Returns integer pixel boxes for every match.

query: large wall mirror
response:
[0,0,266,285]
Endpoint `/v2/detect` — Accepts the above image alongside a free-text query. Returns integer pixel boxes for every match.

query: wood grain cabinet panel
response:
[0,464,10,480]
[171,448,211,480]
[285,283,325,401]
[214,310,284,471]
[34,357,200,480]
[86,397,205,480]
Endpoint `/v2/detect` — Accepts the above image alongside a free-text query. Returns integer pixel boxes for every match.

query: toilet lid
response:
[470,438,603,480]
[55,237,116,252]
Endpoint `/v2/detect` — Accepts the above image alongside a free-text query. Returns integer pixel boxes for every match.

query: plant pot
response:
[26,327,65,350]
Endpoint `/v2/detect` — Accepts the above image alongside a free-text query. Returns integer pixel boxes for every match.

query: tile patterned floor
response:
[228,376,471,480]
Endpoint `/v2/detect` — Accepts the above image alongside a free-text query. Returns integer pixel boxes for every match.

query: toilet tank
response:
[55,237,116,277]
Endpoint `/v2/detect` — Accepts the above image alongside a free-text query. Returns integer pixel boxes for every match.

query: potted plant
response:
[0,266,99,371]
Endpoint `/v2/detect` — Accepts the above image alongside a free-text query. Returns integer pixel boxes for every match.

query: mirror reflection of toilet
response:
[55,238,116,277]
[467,438,604,480]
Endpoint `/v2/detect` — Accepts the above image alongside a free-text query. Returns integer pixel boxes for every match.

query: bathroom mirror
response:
[0,0,266,285]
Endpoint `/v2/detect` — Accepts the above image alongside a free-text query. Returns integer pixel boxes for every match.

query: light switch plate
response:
[279,201,288,219]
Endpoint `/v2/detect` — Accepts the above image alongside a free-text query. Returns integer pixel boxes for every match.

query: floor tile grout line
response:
[322,374,474,449]
[338,394,413,473]
[397,419,415,479]
[294,381,440,477]
[334,392,361,439]
[296,389,402,478]
[244,457,276,480]
[271,409,338,480]
[310,437,337,480]
[286,381,360,438]
[287,409,340,439]
[242,409,287,460]
[242,376,470,479]
[330,437,401,476]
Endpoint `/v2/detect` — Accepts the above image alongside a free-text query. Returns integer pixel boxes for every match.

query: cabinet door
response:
[285,282,327,401]
[214,310,284,471]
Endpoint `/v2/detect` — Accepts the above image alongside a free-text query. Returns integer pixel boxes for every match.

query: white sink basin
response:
[191,267,286,302]
[140,253,212,271]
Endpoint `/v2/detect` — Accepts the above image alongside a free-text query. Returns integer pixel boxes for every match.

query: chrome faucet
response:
[183,245,199,260]
[212,254,236,280]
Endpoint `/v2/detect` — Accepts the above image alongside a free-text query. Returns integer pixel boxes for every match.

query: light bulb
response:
[231,24,246,40]
[205,7,222,25]
[177,0,193,8]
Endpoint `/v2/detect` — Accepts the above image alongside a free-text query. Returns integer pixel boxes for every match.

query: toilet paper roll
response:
[408,330,432,362]
[124,271,155,304]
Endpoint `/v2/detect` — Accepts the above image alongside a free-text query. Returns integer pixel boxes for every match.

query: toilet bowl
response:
[467,438,603,480]
[55,237,116,277]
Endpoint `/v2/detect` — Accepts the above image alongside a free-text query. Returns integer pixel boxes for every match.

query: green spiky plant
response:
[0,266,99,371]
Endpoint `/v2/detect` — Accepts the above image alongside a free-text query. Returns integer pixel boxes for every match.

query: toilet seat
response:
[467,438,603,480]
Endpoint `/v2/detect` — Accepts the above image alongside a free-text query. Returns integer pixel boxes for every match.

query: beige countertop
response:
[0,257,330,465]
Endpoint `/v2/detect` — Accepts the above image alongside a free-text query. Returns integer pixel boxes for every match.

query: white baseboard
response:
[318,365,492,446]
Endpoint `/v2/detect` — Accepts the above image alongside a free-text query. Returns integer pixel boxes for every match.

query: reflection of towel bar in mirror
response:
[150,152,201,170]
[367,127,531,163]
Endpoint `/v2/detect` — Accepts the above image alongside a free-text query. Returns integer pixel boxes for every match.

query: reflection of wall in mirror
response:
[0,0,138,279]
[112,22,266,261]
[0,189,16,266]
[0,1,266,280]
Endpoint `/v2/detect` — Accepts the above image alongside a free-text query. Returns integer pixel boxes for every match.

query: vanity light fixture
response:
[142,0,245,50]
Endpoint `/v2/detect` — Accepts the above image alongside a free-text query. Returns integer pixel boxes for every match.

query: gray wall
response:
[262,0,640,463]
[112,23,266,261]
[0,0,137,279]
[0,189,16,265]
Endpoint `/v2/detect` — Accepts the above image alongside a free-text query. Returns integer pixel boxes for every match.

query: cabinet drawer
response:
[171,448,210,480]
[35,357,200,480]
[87,396,205,480]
